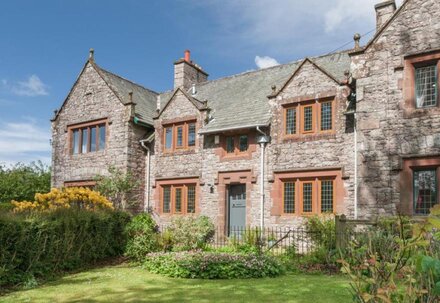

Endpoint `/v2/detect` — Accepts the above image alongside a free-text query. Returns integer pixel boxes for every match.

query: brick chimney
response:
[375,0,396,30]
[174,50,208,90]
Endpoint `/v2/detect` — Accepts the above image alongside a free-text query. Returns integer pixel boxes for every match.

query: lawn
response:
[0,264,351,303]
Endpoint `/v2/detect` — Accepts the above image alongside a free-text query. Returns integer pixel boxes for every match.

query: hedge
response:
[143,251,284,279]
[0,208,130,287]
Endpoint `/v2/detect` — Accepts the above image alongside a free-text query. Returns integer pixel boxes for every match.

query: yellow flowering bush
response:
[11,187,114,212]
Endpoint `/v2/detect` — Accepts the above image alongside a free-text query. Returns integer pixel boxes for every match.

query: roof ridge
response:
[93,62,159,95]
[171,48,351,91]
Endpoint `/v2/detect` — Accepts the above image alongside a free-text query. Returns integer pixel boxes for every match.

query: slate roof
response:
[158,50,351,134]
[93,63,158,126]
[84,50,350,132]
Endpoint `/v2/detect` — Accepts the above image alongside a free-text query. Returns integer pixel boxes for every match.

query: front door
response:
[228,184,246,235]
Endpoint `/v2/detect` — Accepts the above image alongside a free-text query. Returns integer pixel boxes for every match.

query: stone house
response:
[51,0,440,229]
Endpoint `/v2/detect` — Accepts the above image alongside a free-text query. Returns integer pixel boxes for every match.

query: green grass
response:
[0,264,351,303]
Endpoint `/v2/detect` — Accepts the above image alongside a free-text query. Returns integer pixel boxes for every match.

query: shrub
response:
[0,208,130,287]
[94,166,140,209]
[125,213,160,261]
[0,161,50,204]
[339,212,440,303]
[143,251,284,279]
[166,216,215,251]
[11,187,113,212]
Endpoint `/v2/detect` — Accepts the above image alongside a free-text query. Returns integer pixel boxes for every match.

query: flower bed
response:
[143,251,284,279]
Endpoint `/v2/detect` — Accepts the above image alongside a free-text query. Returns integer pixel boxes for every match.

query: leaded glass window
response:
[302,182,313,213]
[283,182,295,213]
[165,127,172,150]
[226,137,235,153]
[414,170,437,215]
[321,180,333,212]
[72,129,80,154]
[286,107,296,135]
[174,187,182,213]
[188,123,196,147]
[415,65,437,108]
[176,126,183,147]
[303,106,313,132]
[320,102,332,131]
[239,135,248,152]
[163,186,171,213]
[187,185,196,213]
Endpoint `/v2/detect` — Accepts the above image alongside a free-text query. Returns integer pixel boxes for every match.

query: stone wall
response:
[351,0,440,217]
[267,60,355,227]
[51,62,147,210]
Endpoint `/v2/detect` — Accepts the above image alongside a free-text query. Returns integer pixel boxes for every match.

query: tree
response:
[0,161,51,203]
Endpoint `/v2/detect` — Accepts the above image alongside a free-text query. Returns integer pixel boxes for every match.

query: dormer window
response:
[163,121,196,152]
[224,134,248,155]
[69,119,107,155]
[283,98,334,138]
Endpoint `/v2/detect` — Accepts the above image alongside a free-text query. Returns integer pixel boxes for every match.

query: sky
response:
[0,0,403,167]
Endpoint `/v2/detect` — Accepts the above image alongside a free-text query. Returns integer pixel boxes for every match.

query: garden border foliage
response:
[143,251,284,279]
[0,208,130,287]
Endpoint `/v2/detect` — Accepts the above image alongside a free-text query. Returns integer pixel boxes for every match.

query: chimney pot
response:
[184,50,191,62]
[375,0,396,30]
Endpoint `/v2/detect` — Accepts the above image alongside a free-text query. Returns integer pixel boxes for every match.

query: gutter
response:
[140,133,155,212]
[256,126,270,230]
[198,123,268,135]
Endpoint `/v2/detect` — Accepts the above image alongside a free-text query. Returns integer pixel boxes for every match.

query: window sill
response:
[403,106,440,119]
[161,149,197,156]
[220,152,253,162]
[69,150,106,157]
[282,133,336,142]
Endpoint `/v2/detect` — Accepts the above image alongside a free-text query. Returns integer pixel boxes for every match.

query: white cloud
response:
[11,75,49,96]
[193,0,405,58]
[255,55,280,69]
[0,119,51,166]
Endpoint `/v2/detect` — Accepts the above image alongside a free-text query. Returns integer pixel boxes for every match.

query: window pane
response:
[239,135,248,152]
[415,65,437,108]
[302,183,313,213]
[286,108,296,135]
[175,188,182,213]
[226,137,234,153]
[99,124,106,151]
[188,123,196,147]
[321,102,332,131]
[165,127,172,149]
[283,182,295,213]
[303,106,313,132]
[414,170,437,215]
[176,126,183,147]
[321,180,333,213]
[72,129,80,154]
[90,126,97,152]
[163,187,171,213]
[187,185,196,213]
[82,128,88,153]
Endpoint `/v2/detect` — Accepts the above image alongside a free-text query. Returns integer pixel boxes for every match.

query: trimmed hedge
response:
[143,251,284,279]
[0,208,130,287]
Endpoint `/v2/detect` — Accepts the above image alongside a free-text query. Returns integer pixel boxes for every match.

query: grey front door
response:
[228,184,246,234]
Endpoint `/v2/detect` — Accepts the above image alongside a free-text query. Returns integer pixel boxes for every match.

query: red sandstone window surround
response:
[283,98,334,138]
[68,119,108,155]
[159,181,198,215]
[224,134,249,155]
[403,51,440,112]
[163,121,196,152]
[273,169,342,216]
[400,157,440,216]
[281,178,335,215]
[64,180,96,189]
